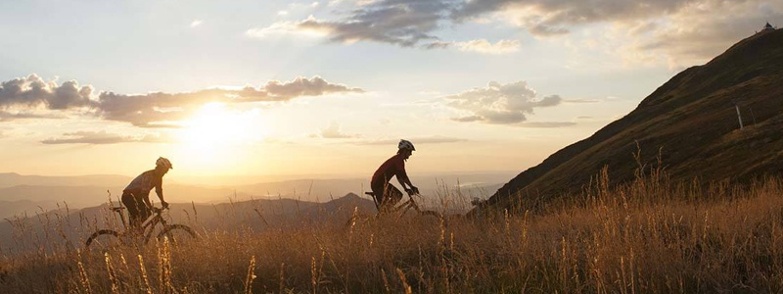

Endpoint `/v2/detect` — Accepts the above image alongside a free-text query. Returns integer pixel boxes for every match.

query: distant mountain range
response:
[478,28,783,213]
[0,172,510,219]
[0,173,130,188]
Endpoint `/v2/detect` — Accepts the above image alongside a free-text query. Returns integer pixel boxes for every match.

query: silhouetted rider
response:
[371,139,419,213]
[122,157,172,231]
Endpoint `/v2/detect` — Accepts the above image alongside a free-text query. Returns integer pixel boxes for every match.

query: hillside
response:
[479,28,783,213]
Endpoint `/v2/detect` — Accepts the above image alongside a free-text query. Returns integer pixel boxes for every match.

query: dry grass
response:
[2,170,783,293]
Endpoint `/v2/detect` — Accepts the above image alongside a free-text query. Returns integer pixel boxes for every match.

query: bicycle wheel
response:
[85,229,123,250]
[157,224,197,245]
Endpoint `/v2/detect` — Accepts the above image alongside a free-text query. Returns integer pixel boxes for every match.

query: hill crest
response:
[479,28,783,213]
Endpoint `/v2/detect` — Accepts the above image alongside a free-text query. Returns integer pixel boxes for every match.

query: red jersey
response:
[371,154,409,187]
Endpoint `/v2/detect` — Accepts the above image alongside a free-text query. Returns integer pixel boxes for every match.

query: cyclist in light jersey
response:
[122,157,172,230]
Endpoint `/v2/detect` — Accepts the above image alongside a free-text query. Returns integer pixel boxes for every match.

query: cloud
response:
[0,74,96,110]
[319,122,357,138]
[297,1,450,47]
[246,20,328,38]
[249,1,454,47]
[519,121,577,128]
[257,0,697,47]
[262,76,363,99]
[96,91,216,127]
[423,41,452,49]
[0,111,64,121]
[627,1,783,66]
[563,98,600,104]
[190,20,203,28]
[98,76,362,127]
[451,0,783,65]
[0,75,363,128]
[269,0,781,64]
[454,39,520,54]
[452,0,698,34]
[40,131,168,145]
[445,81,562,125]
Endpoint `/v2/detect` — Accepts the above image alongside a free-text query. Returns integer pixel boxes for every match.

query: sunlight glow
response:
[176,103,267,171]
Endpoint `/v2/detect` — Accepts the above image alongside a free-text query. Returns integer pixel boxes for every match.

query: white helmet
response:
[156,157,173,169]
[398,139,415,151]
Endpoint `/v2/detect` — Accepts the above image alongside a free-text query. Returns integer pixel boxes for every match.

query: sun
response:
[176,102,266,168]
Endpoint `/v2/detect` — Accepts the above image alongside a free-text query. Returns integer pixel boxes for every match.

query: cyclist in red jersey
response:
[121,157,172,232]
[371,139,419,213]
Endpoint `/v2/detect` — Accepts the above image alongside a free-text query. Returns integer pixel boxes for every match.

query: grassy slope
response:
[483,29,783,213]
[0,194,377,254]
[3,173,783,293]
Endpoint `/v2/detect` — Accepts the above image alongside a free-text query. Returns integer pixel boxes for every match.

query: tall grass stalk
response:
[244,255,256,294]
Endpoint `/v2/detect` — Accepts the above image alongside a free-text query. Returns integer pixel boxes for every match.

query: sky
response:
[0,0,780,183]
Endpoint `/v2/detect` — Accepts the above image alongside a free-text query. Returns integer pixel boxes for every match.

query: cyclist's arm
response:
[143,194,153,209]
[155,181,168,208]
[155,176,169,209]
[395,169,416,193]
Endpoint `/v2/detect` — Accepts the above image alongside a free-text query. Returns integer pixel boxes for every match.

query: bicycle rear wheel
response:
[157,224,197,245]
[85,229,123,250]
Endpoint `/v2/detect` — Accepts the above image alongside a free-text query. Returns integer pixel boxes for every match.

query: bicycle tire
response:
[85,229,122,249]
[157,224,197,244]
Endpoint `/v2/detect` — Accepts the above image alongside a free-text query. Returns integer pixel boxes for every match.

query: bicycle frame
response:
[368,192,426,217]
[112,207,169,243]
[87,205,197,249]
[392,195,424,215]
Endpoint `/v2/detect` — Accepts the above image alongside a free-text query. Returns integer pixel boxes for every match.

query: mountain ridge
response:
[479,28,783,213]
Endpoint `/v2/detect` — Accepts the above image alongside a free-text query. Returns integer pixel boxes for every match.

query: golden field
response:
[2,168,783,293]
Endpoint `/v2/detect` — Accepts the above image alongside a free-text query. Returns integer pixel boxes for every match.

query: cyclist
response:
[121,157,172,232]
[371,139,419,213]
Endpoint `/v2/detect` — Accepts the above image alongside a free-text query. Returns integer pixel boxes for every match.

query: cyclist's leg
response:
[371,183,385,211]
[382,184,403,212]
[122,192,147,235]
[138,199,151,223]
[122,192,140,227]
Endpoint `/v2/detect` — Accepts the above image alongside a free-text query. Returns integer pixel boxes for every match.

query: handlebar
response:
[151,206,169,214]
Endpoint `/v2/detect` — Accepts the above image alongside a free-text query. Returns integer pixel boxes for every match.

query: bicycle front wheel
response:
[157,224,197,245]
[85,229,122,250]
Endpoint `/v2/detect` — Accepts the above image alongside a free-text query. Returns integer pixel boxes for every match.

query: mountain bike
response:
[345,191,445,230]
[85,205,197,250]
